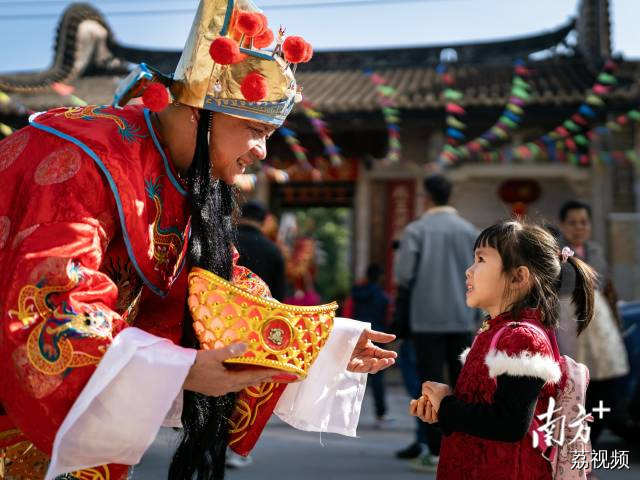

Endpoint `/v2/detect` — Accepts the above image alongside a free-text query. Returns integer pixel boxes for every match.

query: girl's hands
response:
[422,381,452,412]
[409,395,438,424]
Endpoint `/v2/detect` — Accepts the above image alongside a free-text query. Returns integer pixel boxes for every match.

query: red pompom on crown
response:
[229,10,245,46]
[301,41,313,63]
[254,28,274,49]
[282,36,308,64]
[209,37,241,65]
[142,82,169,112]
[241,72,268,102]
[256,13,268,31]
[237,11,265,38]
[229,8,239,29]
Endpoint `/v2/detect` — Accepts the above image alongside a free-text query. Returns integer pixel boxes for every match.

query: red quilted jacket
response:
[437,308,562,480]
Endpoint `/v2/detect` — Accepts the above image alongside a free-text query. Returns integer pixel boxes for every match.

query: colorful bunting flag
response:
[365,70,402,162]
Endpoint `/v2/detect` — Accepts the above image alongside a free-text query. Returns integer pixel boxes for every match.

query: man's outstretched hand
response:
[347,329,397,374]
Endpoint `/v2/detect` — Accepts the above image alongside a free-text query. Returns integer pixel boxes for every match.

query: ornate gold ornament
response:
[188,267,337,377]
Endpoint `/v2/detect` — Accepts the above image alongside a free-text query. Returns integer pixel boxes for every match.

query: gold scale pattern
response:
[188,267,337,377]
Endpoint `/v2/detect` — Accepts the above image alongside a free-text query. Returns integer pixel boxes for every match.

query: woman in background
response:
[558,200,629,445]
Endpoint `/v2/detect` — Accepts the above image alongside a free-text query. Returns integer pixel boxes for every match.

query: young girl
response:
[410,220,596,479]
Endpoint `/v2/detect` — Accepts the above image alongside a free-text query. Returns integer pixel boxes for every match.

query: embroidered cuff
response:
[484,350,561,383]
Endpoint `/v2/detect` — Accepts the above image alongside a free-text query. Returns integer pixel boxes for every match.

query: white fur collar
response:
[485,350,561,383]
[459,347,471,365]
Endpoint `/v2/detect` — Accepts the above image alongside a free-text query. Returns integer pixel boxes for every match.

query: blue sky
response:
[0,0,638,74]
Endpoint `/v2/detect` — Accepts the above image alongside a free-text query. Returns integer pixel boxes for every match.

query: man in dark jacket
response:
[236,201,286,301]
[352,264,391,425]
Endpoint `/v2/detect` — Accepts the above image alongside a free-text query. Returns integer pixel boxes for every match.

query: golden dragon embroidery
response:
[9,262,112,375]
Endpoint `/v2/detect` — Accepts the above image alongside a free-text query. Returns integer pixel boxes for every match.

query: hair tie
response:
[560,246,574,263]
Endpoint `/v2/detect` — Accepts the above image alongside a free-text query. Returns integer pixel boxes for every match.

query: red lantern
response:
[512,201,527,217]
[498,179,541,217]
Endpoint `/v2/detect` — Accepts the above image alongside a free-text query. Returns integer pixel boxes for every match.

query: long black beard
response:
[168,111,237,480]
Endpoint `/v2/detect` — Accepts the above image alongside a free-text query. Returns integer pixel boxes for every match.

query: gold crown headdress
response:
[188,267,337,377]
[113,0,312,126]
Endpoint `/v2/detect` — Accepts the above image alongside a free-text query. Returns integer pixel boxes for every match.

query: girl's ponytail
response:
[566,255,597,335]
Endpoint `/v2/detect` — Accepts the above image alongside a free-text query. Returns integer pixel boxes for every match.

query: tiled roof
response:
[2,57,637,118]
[296,57,640,113]
[0,3,638,119]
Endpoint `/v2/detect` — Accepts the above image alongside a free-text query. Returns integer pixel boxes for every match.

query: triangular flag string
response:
[437,59,625,167]
[301,101,342,166]
[507,59,619,165]
[1,82,88,139]
[473,102,639,168]
[364,69,402,162]
[437,63,467,165]
[51,82,88,107]
[0,89,36,138]
[278,126,313,170]
[439,60,532,166]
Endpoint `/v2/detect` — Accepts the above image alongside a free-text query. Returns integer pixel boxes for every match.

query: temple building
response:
[1,0,638,299]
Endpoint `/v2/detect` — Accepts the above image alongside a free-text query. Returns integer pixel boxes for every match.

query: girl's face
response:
[208,114,275,184]
[465,246,509,318]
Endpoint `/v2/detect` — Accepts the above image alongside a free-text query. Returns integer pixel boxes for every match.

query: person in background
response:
[228,203,286,468]
[558,200,630,445]
[262,211,280,243]
[352,264,391,427]
[390,239,428,459]
[236,201,286,301]
[394,174,479,472]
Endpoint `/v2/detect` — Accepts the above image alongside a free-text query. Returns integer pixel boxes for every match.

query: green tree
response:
[294,207,352,302]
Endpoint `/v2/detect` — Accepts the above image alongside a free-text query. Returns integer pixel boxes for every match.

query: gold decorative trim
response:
[0,440,49,480]
[190,267,338,314]
[0,429,20,442]
[189,267,337,377]
[71,466,111,479]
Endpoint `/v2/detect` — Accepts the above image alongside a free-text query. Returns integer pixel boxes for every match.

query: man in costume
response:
[0,1,396,479]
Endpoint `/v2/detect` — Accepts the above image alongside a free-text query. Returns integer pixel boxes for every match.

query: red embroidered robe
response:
[0,105,283,480]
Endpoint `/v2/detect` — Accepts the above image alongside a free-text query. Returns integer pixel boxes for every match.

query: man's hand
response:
[409,396,438,424]
[422,381,452,412]
[183,343,297,396]
[347,329,397,374]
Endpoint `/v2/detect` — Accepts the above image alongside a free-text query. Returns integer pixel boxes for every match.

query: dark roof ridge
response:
[0,3,115,92]
[320,19,576,55]
[299,19,576,72]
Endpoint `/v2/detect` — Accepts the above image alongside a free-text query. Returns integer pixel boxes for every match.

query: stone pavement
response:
[132,381,638,479]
